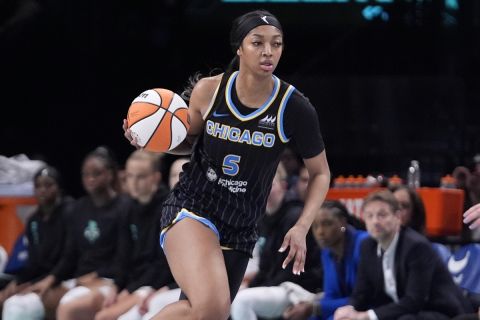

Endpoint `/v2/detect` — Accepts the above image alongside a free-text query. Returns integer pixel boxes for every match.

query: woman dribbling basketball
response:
[124,9,331,320]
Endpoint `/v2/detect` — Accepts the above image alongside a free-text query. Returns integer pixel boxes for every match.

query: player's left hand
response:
[279,225,309,275]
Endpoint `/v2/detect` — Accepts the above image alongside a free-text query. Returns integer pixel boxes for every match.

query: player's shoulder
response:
[193,74,223,95]
[190,74,224,113]
[284,87,316,116]
[275,77,311,107]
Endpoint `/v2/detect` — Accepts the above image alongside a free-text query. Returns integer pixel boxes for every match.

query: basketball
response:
[127,88,190,152]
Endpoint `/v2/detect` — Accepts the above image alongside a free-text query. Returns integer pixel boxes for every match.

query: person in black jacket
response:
[1,166,72,317]
[334,190,472,320]
[13,146,130,320]
[59,150,174,320]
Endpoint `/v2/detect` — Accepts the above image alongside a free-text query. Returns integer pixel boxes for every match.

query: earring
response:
[340,226,346,232]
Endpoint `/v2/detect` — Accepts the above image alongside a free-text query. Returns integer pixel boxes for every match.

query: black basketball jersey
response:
[162,70,324,254]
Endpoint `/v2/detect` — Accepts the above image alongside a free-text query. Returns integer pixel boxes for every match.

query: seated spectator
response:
[118,156,191,320]
[469,173,480,211]
[56,150,174,320]
[283,200,368,320]
[389,185,426,235]
[453,165,480,241]
[168,157,189,190]
[280,147,302,192]
[0,166,72,314]
[230,163,321,320]
[453,166,473,208]
[451,308,480,320]
[285,165,309,202]
[2,146,131,320]
[334,190,472,320]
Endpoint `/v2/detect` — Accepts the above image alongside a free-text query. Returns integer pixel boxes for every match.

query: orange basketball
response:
[127,88,190,152]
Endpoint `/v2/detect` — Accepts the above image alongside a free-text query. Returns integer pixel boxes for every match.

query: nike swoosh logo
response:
[213,111,229,118]
[448,251,470,274]
[453,274,463,285]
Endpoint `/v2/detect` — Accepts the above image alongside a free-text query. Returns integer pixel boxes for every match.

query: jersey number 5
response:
[222,155,241,176]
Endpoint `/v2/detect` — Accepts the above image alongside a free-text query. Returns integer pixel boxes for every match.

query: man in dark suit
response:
[334,190,472,320]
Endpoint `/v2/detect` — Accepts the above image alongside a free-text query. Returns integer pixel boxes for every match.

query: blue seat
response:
[448,243,480,294]
[4,233,28,275]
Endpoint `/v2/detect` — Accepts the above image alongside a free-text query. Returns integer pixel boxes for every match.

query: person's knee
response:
[57,300,82,320]
[230,289,252,314]
[59,286,91,305]
[232,289,252,305]
[57,289,102,320]
[3,293,45,320]
[56,303,71,320]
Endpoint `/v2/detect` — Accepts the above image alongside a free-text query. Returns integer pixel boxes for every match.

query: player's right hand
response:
[123,119,142,149]
[279,225,308,275]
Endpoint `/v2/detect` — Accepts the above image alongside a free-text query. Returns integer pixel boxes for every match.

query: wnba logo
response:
[206,167,218,182]
[258,115,276,130]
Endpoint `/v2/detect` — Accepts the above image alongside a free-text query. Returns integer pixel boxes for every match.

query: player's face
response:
[238,25,283,76]
[311,208,345,249]
[363,201,400,243]
[125,159,159,203]
[81,157,113,195]
[34,175,59,206]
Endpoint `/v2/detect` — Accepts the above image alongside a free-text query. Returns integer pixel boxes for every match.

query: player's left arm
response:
[279,150,330,275]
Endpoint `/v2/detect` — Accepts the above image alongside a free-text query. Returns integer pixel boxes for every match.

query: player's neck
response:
[235,72,274,109]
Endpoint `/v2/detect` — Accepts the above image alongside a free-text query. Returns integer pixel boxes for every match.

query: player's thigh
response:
[163,217,230,306]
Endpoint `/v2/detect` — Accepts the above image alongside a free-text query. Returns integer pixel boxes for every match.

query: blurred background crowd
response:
[1,0,479,196]
[1,0,480,319]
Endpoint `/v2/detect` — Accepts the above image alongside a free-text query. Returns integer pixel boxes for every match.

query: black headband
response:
[230,14,283,53]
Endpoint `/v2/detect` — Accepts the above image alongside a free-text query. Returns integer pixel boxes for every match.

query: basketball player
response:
[124,9,330,320]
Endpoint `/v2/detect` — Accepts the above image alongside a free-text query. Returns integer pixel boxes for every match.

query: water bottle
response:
[333,175,346,188]
[407,160,421,189]
[440,174,456,189]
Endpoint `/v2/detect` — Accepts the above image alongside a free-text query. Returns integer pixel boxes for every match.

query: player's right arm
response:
[167,74,222,155]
